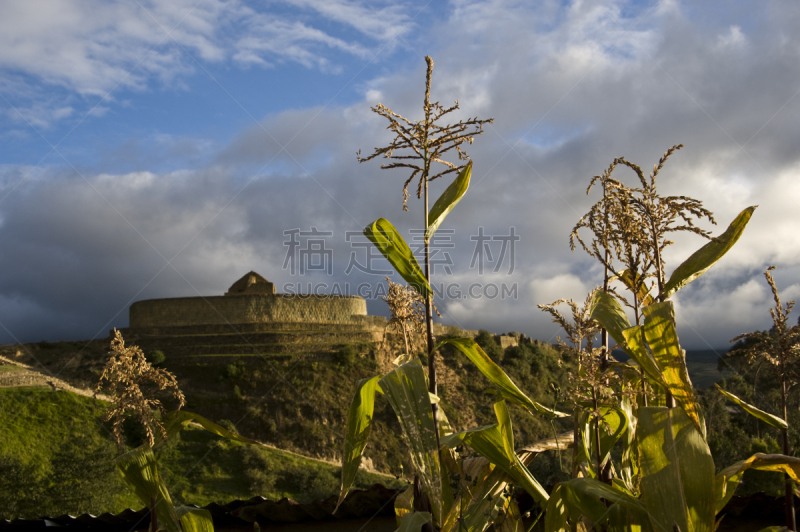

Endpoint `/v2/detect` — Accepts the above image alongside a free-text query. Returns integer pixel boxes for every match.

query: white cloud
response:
[0,0,417,125]
[2,1,800,348]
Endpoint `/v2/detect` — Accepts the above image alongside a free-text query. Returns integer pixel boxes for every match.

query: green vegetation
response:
[0,386,400,519]
[0,387,137,518]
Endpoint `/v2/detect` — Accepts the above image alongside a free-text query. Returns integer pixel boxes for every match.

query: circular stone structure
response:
[129,271,368,328]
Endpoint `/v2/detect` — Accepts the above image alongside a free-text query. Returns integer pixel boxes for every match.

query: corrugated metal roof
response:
[0,484,402,532]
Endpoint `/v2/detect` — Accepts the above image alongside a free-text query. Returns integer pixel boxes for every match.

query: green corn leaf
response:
[396,511,432,532]
[440,462,507,532]
[162,410,260,445]
[496,496,523,532]
[176,508,214,532]
[590,290,633,350]
[443,400,549,505]
[621,325,663,385]
[379,360,444,523]
[714,384,788,430]
[336,375,383,513]
[114,446,182,532]
[638,407,715,532]
[426,162,472,240]
[364,218,432,299]
[394,485,414,525]
[589,406,628,470]
[663,206,757,299]
[612,269,654,307]
[715,453,800,514]
[545,479,648,531]
[642,302,701,433]
[435,338,567,418]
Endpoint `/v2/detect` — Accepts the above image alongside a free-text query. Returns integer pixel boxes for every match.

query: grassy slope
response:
[0,386,401,520]
[10,334,573,477]
[0,331,573,519]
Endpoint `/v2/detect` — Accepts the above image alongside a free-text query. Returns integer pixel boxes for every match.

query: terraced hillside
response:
[2,323,572,480]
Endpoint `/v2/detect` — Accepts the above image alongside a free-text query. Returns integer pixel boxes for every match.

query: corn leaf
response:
[590,290,633,350]
[441,463,507,532]
[642,302,701,433]
[589,406,628,470]
[715,453,800,514]
[496,496,523,532]
[435,338,567,418]
[621,325,663,385]
[545,479,648,531]
[443,400,549,505]
[163,410,259,445]
[612,269,655,307]
[396,511,432,532]
[663,206,757,298]
[114,446,181,532]
[176,508,214,532]
[638,407,715,532]
[379,360,443,523]
[394,485,414,524]
[336,375,383,513]
[714,384,788,429]
[427,162,471,240]
[364,218,431,299]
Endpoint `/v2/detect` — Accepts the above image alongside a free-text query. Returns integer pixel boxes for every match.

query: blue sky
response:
[1,0,799,351]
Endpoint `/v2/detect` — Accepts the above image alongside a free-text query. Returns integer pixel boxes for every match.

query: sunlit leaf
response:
[642,302,701,433]
[589,406,628,470]
[715,453,800,514]
[590,290,633,350]
[638,407,715,532]
[364,218,432,299]
[436,338,567,418]
[379,360,443,523]
[621,325,662,384]
[714,384,788,429]
[176,507,214,532]
[442,400,549,505]
[336,375,383,513]
[663,206,757,298]
[114,446,181,532]
[612,269,654,307]
[427,162,472,239]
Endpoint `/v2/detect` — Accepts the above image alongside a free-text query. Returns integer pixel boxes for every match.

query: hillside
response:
[0,327,573,519]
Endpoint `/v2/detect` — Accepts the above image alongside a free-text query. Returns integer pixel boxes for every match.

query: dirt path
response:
[0,354,111,401]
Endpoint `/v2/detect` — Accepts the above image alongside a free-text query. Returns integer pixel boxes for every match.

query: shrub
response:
[146,350,166,366]
[333,345,357,367]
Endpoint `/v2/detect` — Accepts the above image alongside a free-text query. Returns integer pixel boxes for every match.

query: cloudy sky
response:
[0,0,798,351]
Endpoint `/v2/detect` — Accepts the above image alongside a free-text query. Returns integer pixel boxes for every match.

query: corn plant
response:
[339,57,565,531]
[96,331,264,532]
[718,265,800,530]
[541,152,800,530]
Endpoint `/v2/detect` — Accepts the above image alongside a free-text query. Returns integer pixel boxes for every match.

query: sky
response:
[0,0,799,351]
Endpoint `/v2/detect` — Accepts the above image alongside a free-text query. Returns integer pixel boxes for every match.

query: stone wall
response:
[130,294,368,328]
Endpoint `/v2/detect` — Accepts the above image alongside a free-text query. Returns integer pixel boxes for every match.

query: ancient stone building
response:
[129,271,379,329]
[122,272,477,357]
